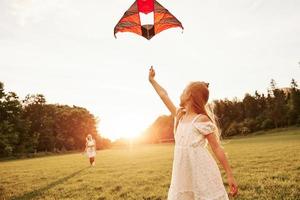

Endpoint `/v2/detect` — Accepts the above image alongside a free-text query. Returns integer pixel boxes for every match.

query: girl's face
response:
[180,86,191,108]
[180,82,209,110]
[88,135,92,140]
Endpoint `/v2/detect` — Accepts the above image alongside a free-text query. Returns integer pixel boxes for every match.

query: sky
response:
[1,0,299,141]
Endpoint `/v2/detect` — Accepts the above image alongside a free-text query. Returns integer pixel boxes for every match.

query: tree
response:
[287,79,300,124]
[266,80,288,128]
[141,115,174,143]
[243,93,260,119]
[0,81,111,157]
[0,84,29,156]
[22,94,48,153]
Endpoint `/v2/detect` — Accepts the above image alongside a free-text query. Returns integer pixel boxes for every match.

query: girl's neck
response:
[184,106,197,116]
[184,105,206,116]
[185,110,196,116]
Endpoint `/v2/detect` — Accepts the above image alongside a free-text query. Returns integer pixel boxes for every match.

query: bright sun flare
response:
[99,117,150,141]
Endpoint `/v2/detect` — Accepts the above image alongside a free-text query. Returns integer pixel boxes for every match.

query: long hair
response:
[175,82,221,142]
[86,134,93,142]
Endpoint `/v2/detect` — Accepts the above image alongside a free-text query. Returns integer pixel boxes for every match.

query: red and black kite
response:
[114,0,183,40]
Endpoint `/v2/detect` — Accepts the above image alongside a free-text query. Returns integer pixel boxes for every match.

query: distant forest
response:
[1,79,300,157]
[0,82,111,157]
[140,79,300,143]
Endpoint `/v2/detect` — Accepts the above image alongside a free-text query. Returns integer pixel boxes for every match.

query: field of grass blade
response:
[1,127,299,200]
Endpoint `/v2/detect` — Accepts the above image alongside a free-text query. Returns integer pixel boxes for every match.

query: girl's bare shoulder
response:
[195,114,211,123]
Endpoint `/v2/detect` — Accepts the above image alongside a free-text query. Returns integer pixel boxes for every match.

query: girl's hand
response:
[149,66,155,82]
[228,175,238,197]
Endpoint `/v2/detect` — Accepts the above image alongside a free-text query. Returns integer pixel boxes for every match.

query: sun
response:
[99,115,150,141]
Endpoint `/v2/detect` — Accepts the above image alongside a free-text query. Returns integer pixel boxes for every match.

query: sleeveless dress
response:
[86,140,96,158]
[168,115,229,200]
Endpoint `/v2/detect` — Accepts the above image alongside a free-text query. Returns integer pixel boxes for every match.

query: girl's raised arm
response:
[148,66,176,117]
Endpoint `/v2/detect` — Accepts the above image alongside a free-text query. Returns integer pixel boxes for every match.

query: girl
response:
[84,134,96,166]
[148,66,238,200]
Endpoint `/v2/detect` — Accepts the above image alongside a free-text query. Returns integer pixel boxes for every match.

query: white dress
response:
[86,140,96,158]
[168,115,229,200]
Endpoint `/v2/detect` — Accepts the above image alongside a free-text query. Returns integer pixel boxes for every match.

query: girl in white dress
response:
[84,134,96,166]
[148,66,238,200]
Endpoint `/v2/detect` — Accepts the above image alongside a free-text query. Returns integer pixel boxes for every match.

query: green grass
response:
[1,128,300,200]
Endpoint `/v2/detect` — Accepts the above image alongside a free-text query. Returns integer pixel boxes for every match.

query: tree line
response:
[1,78,299,156]
[141,79,300,142]
[0,82,111,157]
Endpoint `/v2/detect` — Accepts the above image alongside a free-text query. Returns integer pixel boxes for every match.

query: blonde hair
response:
[175,81,221,142]
[86,134,93,142]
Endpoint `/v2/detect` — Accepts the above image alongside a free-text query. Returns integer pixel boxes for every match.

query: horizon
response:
[1,0,300,141]
[0,78,297,142]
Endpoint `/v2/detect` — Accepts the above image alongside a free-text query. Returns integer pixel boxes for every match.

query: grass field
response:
[1,128,300,200]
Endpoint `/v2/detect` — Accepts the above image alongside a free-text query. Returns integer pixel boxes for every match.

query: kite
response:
[114,0,183,40]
